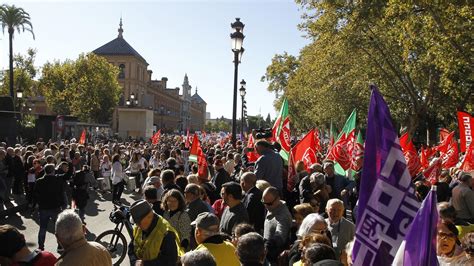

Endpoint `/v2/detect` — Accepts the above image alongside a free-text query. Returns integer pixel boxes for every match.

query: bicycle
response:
[95,204,134,266]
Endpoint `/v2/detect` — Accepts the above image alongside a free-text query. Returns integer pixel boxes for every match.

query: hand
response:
[341,189,348,197]
[135,260,143,266]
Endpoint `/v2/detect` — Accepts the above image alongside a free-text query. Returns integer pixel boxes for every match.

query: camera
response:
[254,128,272,139]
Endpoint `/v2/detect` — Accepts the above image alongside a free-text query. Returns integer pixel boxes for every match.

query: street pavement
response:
[0,188,142,266]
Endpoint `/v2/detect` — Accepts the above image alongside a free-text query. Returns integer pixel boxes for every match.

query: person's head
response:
[148,168,161,178]
[234,153,242,164]
[296,160,306,173]
[130,200,154,231]
[55,210,85,248]
[184,184,201,203]
[299,233,332,253]
[44,163,56,175]
[310,172,326,191]
[262,186,281,211]
[309,163,323,174]
[112,154,120,163]
[438,202,456,223]
[0,225,27,261]
[326,199,344,224]
[162,189,186,212]
[255,180,271,192]
[236,232,266,264]
[240,172,257,192]
[161,169,175,185]
[221,182,243,207]
[461,232,474,257]
[144,185,158,203]
[187,174,199,184]
[437,221,460,257]
[232,223,255,246]
[293,203,316,227]
[192,212,220,244]
[180,249,216,266]
[302,243,337,266]
[213,159,224,170]
[323,162,335,177]
[415,183,430,201]
[459,172,472,186]
[297,213,328,239]
[255,140,272,155]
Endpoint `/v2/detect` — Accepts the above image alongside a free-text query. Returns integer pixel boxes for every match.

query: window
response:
[118,64,125,79]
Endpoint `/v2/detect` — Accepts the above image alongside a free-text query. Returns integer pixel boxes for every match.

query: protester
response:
[219,181,249,236]
[236,232,267,266]
[55,210,111,265]
[211,158,231,194]
[162,189,192,250]
[254,140,283,190]
[128,199,181,266]
[436,221,466,265]
[240,172,265,233]
[451,172,474,224]
[184,184,211,222]
[192,212,240,266]
[302,243,340,266]
[111,154,125,204]
[144,185,164,216]
[231,223,256,246]
[325,199,355,259]
[180,249,217,266]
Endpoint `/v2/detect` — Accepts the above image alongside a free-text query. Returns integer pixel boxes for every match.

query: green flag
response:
[272,98,291,162]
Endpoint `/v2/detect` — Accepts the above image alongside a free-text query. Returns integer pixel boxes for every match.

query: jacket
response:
[56,238,111,266]
[34,174,64,210]
[195,234,240,266]
[242,186,265,233]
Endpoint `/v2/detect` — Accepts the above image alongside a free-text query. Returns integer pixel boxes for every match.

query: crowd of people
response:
[0,133,473,265]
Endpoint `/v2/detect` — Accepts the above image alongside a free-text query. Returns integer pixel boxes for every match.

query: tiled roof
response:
[93,37,147,64]
[191,93,206,104]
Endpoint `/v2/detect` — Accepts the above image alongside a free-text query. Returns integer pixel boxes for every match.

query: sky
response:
[0,0,310,119]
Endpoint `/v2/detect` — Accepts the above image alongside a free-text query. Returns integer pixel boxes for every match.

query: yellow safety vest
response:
[196,240,240,266]
[133,216,184,261]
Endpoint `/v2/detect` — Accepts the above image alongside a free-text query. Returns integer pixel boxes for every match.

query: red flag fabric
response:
[151,130,161,145]
[246,133,260,163]
[460,143,474,171]
[288,130,318,191]
[314,129,321,152]
[457,111,474,153]
[420,146,430,169]
[189,134,200,162]
[438,132,459,169]
[79,129,86,144]
[439,128,450,142]
[202,130,207,140]
[399,133,422,177]
[326,110,357,170]
[197,143,209,180]
[423,158,442,185]
[351,130,364,171]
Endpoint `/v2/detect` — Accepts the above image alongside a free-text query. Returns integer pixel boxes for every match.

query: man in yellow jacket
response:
[128,200,182,266]
[193,212,240,266]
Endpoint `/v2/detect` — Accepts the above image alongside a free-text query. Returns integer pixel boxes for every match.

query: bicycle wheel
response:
[95,229,127,266]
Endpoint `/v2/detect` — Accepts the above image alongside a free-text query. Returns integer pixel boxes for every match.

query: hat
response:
[191,212,219,230]
[130,200,152,224]
[0,225,26,258]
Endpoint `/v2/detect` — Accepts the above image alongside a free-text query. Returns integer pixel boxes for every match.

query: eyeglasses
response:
[438,232,456,239]
[312,228,329,235]
[262,198,277,206]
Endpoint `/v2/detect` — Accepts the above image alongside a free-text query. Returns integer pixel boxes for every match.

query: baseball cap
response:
[191,212,219,230]
[130,200,152,224]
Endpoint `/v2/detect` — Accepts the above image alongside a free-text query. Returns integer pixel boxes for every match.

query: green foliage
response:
[39,53,121,123]
[262,1,473,140]
[0,4,34,37]
[0,48,38,96]
[205,120,231,132]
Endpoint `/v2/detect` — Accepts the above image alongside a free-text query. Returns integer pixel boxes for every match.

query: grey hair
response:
[181,249,216,266]
[326,198,344,209]
[237,232,266,264]
[297,213,327,238]
[55,210,84,246]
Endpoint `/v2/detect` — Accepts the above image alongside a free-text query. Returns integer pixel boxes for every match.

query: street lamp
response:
[231,17,245,146]
[239,79,246,138]
[16,90,23,99]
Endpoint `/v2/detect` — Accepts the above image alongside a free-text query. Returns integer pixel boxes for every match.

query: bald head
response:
[240,172,257,192]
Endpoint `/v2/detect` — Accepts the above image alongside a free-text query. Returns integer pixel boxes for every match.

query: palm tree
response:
[0,4,34,99]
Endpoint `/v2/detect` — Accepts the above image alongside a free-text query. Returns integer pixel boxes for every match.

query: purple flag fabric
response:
[352,86,420,266]
[402,187,439,266]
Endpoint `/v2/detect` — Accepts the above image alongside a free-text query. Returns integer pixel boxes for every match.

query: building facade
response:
[92,19,206,138]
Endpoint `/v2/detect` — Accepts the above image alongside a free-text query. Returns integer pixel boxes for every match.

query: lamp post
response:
[16,89,23,142]
[230,17,245,146]
[126,92,139,107]
[239,79,246,138]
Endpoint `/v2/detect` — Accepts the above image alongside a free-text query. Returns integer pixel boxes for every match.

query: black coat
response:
[242,186,265,233]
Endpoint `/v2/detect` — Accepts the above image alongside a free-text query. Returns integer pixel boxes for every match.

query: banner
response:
[457,111,474,152]
[351,130,364,171]
[353,86,419,266]
[326,109,357,170]
[151,129,161,145]
[460,143,474,171]
[246,133,260,163]
[272,98,291,162]
[79,129,86,145]
[399,133,422,177]
[189,134,199,162]
[393,187,438,266]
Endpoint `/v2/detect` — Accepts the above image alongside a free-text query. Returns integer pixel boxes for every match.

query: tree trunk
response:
[8,28,14,99]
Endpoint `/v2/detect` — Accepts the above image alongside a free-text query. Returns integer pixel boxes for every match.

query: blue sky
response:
[0,0,309,119]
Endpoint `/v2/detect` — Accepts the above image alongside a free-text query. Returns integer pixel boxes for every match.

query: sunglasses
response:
[261,198,277,206]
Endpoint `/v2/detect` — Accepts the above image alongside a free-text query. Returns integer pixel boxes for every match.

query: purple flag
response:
[352,86,420,266]
[393,186,439,266]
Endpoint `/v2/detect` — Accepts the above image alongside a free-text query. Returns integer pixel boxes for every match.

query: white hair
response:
[297,213,327,238]
[187,174,199,184]
[55,210,84,246]
[326,198,344,209]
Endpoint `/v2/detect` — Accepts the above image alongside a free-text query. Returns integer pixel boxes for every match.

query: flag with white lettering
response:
[457,111,474,153]
[352,86,419,266]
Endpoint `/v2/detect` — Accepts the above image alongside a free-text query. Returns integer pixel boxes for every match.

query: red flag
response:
[460,143,474,171]
[399,133,421,177]
[439,128,450,142]
[420,146,430,169]
[288,130,318,191]
[246,133,260,163]
[202,130,207,140]
[79,129,86,144]
[151,130,161,145]
[326,110,357,170]
[457,111,474,153]
[314,129,321,152]
[351,130,364,171]
[196,142,209,180]
[185,129,192,148]
[437,132,459,169]
[423,158,442,184]
[189,134,200,162]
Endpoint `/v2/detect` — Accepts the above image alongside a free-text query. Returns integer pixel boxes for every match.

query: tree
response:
[262,1,473,142]
[0,4,34,99]
[39,53,122,123]
[0,48,38,97]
